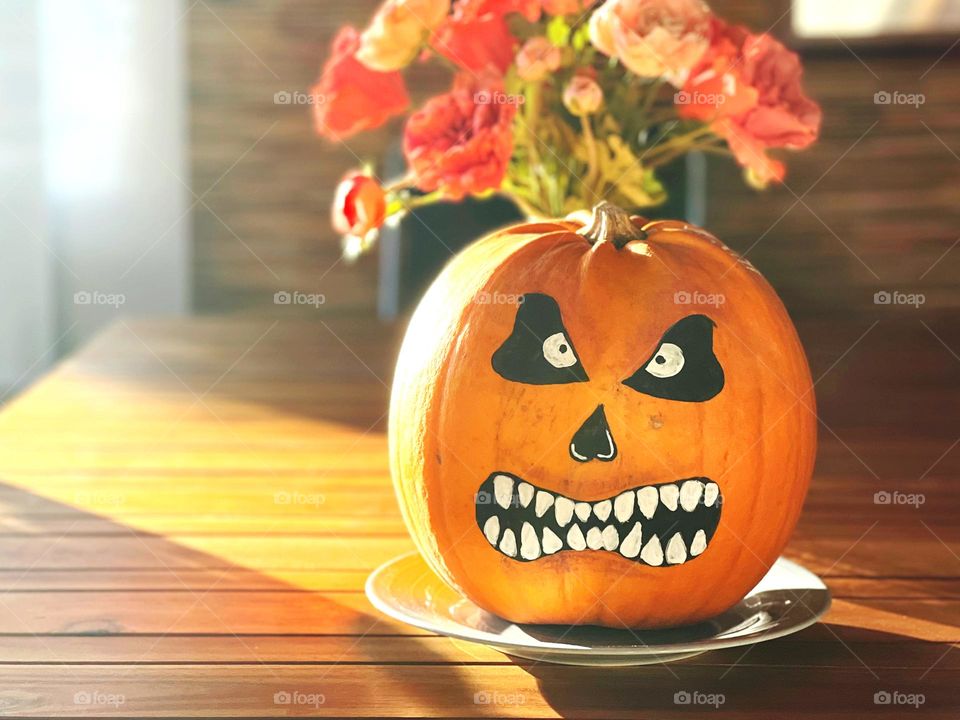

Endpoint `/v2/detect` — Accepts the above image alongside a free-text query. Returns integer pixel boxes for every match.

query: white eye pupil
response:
[646,342,684,378]
[543,333,577,369]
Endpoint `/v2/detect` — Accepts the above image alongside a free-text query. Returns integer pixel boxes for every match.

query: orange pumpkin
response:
[389,202,816,629]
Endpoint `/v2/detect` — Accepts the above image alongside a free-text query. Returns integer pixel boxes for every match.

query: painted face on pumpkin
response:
[477,292,725,566]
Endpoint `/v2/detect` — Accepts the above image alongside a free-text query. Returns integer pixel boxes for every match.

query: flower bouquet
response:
[312,0,821,258]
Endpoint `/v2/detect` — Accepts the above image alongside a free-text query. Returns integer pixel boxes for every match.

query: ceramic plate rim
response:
[365,551,831,658]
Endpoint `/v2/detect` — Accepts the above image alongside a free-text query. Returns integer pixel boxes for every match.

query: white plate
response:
[366,552,831,666]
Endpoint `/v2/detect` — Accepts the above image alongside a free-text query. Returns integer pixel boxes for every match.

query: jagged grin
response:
[476,473,723,565]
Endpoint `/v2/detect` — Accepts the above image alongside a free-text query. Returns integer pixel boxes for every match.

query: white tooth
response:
[619,522,643,558]
[704,482,719,507]
[499,528,517,557]
[665,533,687,564]
[483,516,500,545]
[602,525,619,551]
[542,527,563,555]
[517,482,534,508]
[555,497,575,526]
[586,527,603,550]
[614,491,635,523]
[535,491,554,518]
[640,534,663,566]
[680,480,703,512]
[494,475,514,509]
[593,499,612,522]
[520,522,540,560]
[566,524,586,551]
[659,484,679,511]
[575,502,591,522]
[637,487,659,519]
[690,529,707,556]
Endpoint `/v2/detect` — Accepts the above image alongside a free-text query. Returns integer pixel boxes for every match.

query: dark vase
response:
[377,152,707,319]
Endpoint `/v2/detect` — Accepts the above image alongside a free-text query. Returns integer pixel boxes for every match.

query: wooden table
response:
[0,317,958,717]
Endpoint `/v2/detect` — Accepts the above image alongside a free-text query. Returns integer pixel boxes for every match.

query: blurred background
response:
[1,0,958,440]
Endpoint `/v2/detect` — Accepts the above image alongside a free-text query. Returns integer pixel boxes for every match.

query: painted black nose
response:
[569,404,617,462]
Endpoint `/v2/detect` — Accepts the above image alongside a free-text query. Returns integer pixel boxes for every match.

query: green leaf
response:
[546,15,571,46]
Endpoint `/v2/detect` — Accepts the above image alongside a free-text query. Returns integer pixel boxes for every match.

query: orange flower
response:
[542,0,589,15]
[357,0,451,71]
[679,19,822,184]
[403,74,517,199]
[332,172,387,237]
[431,0,538,73]
[589,0,711,85]
[312,27,410,141]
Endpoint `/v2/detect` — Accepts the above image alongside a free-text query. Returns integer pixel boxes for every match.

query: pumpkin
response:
[389,202,816,628]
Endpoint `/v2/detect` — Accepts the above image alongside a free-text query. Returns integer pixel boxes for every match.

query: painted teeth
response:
[554,497,575,527]
[566,524,586,551]
[479,476,720,565]
[637,487,658,519]
[614,491,634,522]
[535,491,554,518]
[494,475,514,509]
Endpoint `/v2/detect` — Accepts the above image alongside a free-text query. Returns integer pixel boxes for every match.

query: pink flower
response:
[679,19,822,184]
[357,0,451,71]
[312,27,411,141]
[516,37,562,81]
[589,0,711,85]
[332,172,387,237]
[403,74,517,199]
[563,74,603,115]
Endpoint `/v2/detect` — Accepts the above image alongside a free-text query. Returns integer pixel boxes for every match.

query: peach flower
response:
[332,172,387,237]
[679,19,822,184]
[403,74,517,199]
[312,27,410,141]
[357,0,451,71]
[563,74,603,115]
[589,0,711,85]
[542,0,589,15]
[516,37,562,81]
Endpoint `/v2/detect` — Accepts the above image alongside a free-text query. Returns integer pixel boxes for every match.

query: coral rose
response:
[312,27,410,141]
[516,37,562,81]
[679,19,822,184]
[589,0,711,86]
[332,172,387,238]
[403,74,517,199]
[357,0,451,72]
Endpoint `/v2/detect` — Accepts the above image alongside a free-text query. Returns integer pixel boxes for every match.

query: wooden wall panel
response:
[189,0,960,319]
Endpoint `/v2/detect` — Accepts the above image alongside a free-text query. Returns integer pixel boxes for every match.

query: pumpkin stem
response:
[576,201,647,250]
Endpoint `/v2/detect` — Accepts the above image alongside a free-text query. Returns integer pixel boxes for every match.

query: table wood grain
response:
[0,317,958,718]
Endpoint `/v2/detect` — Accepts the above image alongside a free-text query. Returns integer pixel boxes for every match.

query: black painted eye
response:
[623,315,724,401]
[492,293,588,385]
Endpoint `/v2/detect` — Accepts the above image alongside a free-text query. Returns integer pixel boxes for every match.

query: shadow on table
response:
[515,618,960,717]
